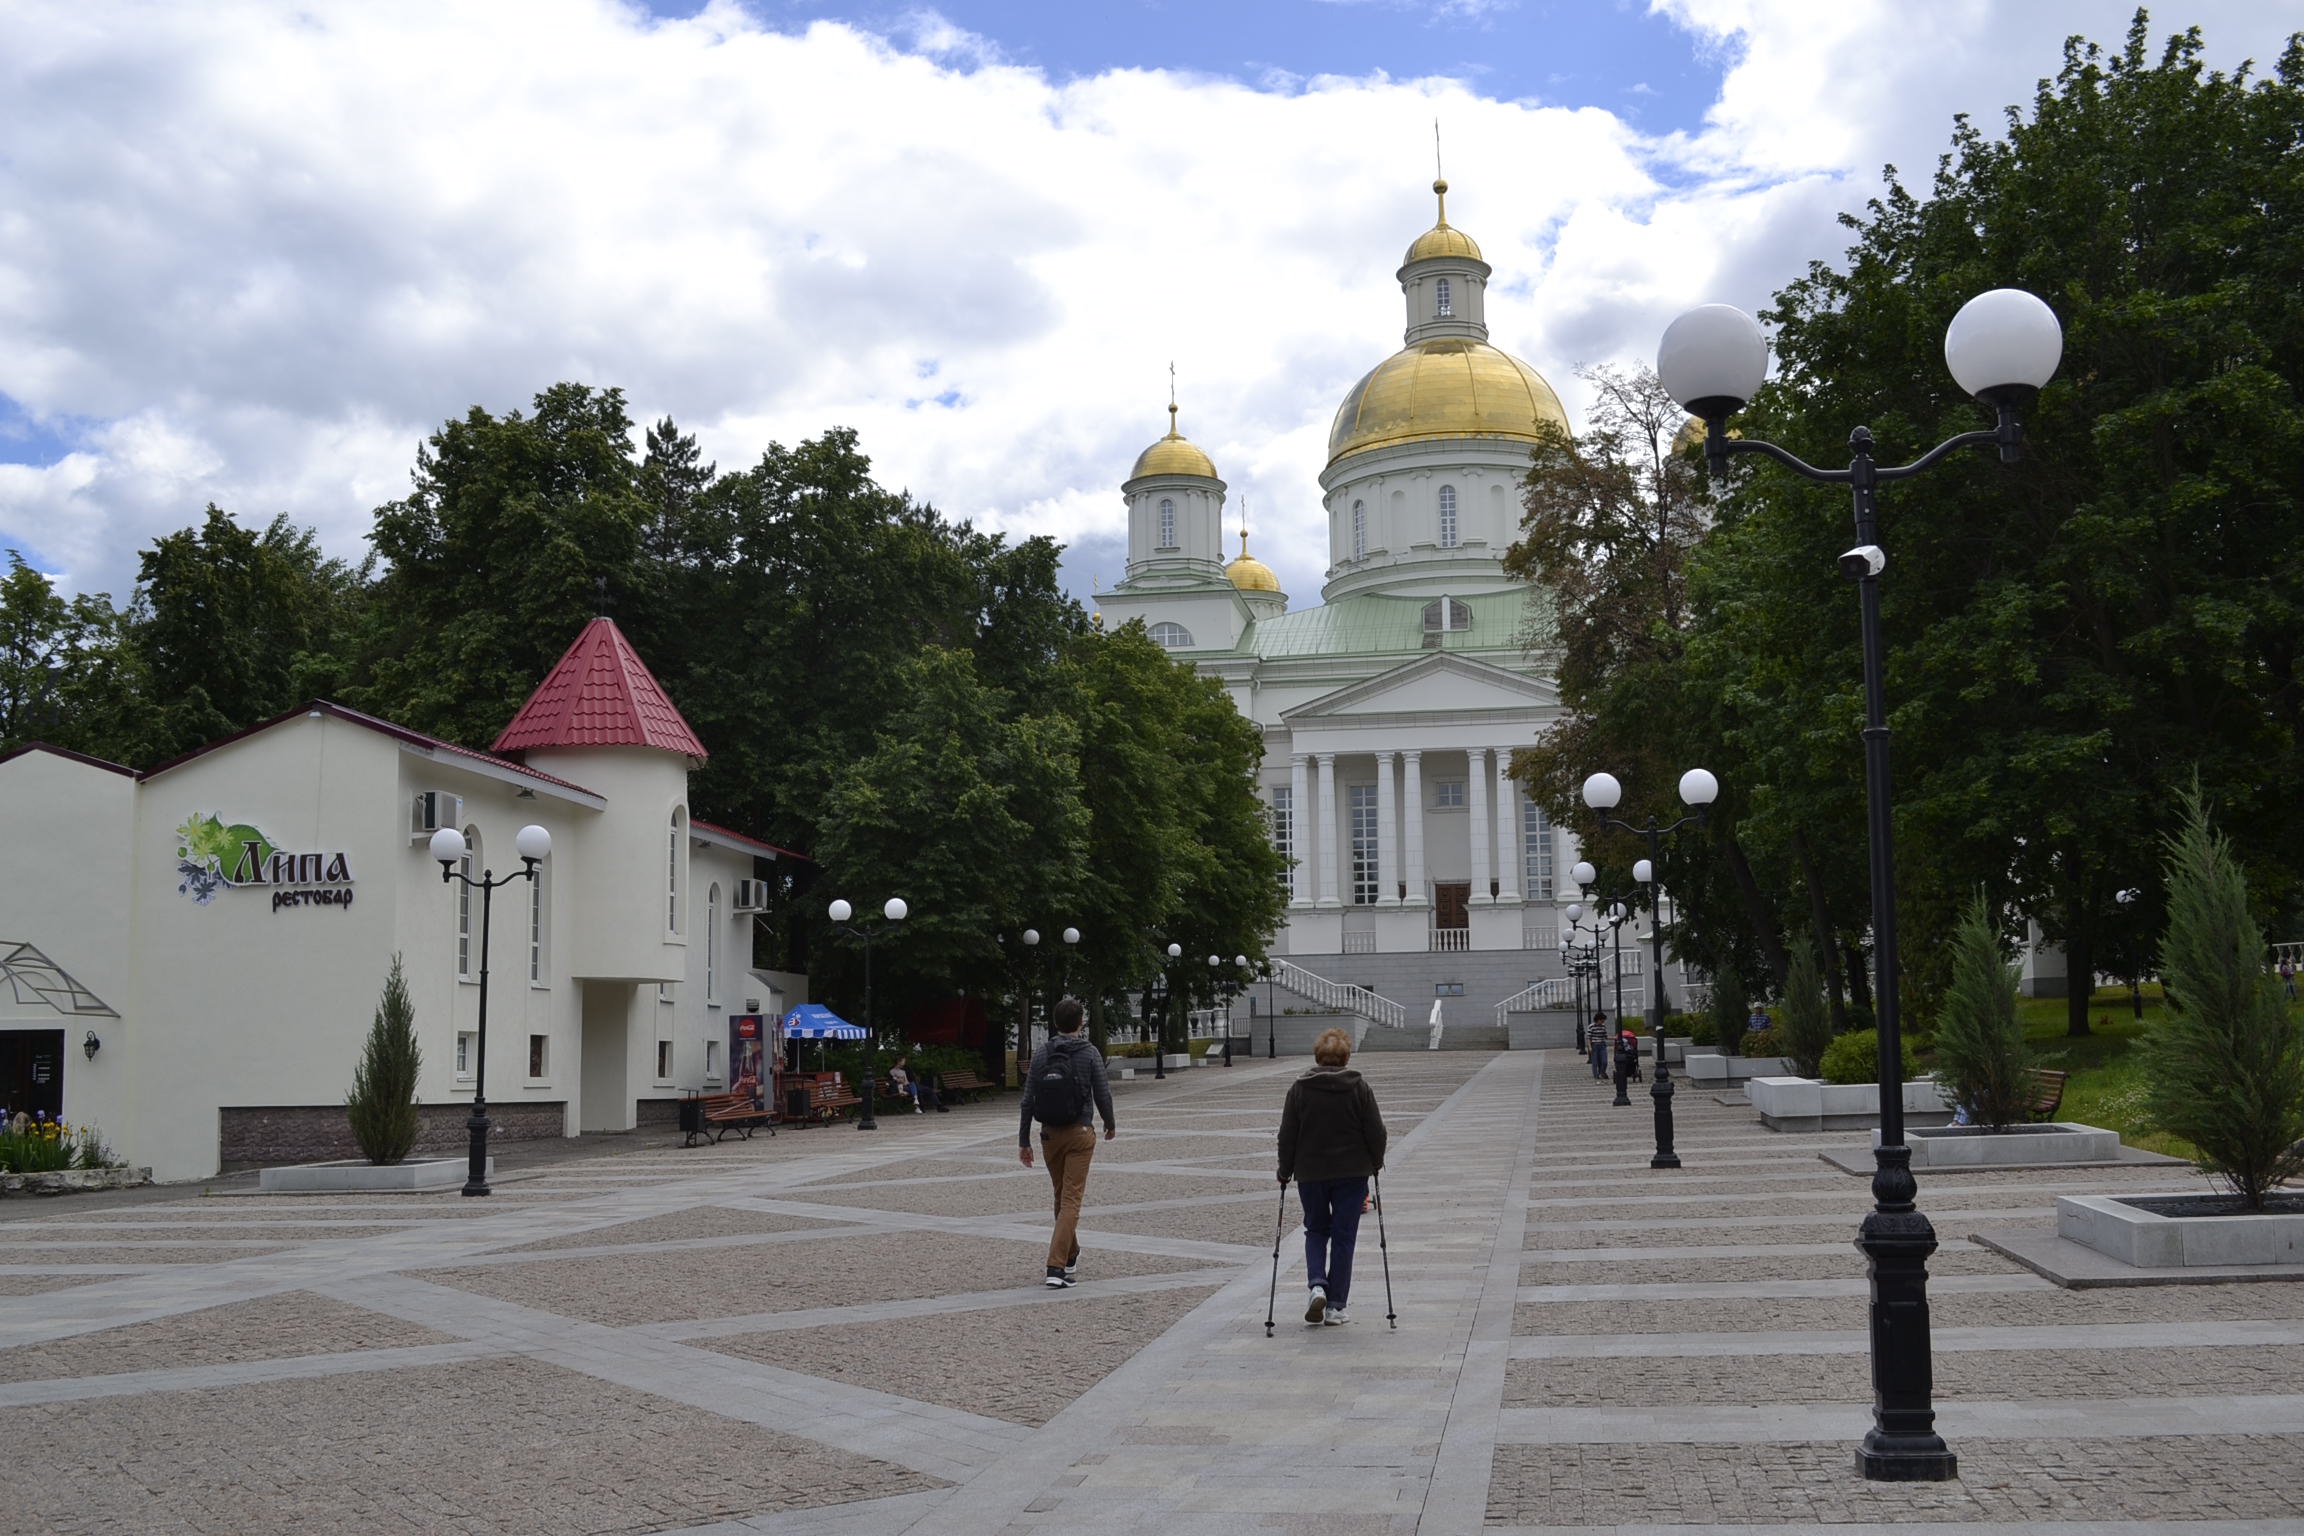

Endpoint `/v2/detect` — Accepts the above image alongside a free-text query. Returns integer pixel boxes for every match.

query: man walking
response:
[1019,997,1115,1288]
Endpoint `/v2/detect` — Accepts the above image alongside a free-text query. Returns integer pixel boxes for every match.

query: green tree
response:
[0,552,169,764]
[1707,965,1749,1059]
[346,954,423,1165]
[2145,788,2304,1208]
[1931,891,2034,1129]
[1777,939,1835,1078]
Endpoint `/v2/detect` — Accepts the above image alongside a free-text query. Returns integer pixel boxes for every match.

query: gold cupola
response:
[1404,177,1483,265]
[1226,527,1280,593]
[1129,403,1219,482]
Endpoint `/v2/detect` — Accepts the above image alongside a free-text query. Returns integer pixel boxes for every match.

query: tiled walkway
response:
[2,1050,2300,1534]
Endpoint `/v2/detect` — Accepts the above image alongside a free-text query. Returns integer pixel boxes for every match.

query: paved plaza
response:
[4,1050,2303,1535]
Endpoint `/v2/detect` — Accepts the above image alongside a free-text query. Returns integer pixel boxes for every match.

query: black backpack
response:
[1032,1043,1087,1127]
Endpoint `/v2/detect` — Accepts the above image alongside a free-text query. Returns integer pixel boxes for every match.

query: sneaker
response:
[1304,1284,1327,1325]
[1044,1267,1074,1288]
[1323,1305,1351,1326]
[1064,1258,1080,1282]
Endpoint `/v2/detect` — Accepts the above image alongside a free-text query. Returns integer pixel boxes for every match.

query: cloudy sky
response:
[2,0,2297,611]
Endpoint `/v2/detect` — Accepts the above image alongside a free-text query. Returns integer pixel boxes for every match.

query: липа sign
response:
[174,813,355,912]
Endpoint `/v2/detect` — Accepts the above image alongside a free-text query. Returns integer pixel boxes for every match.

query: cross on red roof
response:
[492,618,708,761]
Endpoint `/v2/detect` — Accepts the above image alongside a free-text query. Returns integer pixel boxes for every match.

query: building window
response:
[667,808,685,934]
[1348,783,1379,906]
[1421,596,1471,646]
[1351,500,1366,560]
[1523,801,1555,900]
[456,825,479,979]
[706,884,720,1004]
[1433,779,1465,810]
[1158,497,1176,548]
[1150,621,1193,649]
[456,1032,476,1078]
[527,1034,548,1079]
[656,1040,674,1080]
[659,982,674,1005]
[1435,277,1452,318]
[1435,981,1465,996]
[1438,484,1458,548]
[528,862,548,984]
[704,1040,721,1081]
[1272,785,1294,894]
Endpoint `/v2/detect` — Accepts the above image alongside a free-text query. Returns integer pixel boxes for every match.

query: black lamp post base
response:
[858,1081,879,1130]
[1855,1434,1957,1482]
[461,1108,492,1197]
[1611,1078,1631,1107]
[1648,1075,1680,1168]
[1857,1165,1954,1481]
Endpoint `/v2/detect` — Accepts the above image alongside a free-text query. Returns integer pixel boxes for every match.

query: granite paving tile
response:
[0,1289,455,1384]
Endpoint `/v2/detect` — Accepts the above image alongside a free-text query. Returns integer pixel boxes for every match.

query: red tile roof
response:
[491,618,708,761]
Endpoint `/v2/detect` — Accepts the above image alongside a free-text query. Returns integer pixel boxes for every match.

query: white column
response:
[1402,750,1427,907]
[1494,750,1522,904]
[1288,754,1312,907]
[1374,751,1399,905]
[1315,752,1341,908]
[1467,747,1493,905]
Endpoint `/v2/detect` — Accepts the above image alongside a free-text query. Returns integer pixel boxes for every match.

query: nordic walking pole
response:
[1265,1177,1289,1337]
[1374,1171,1396,1330]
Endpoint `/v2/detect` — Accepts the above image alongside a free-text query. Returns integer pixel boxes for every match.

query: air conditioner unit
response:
[410,792,463,839]
[733,878,771,913]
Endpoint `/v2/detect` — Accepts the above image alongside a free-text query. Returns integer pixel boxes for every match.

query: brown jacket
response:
[1276,1066,1386,1183]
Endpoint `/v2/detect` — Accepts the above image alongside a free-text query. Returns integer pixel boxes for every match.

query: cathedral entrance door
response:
[1432,883,1470,951]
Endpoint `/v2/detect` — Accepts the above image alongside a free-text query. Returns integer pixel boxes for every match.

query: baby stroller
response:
[1614,1030,1644,1084]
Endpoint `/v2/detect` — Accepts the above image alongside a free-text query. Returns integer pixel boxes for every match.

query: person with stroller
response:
[1586,1008,1611,1079]
[1277,1027,1388,1327]
[1614,1023,1643,1091]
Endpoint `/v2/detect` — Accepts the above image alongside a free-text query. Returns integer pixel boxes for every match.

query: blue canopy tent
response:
[781,1004,868,1040]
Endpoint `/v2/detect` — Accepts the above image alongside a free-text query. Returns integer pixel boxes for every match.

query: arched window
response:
[456,825,479,979]
[667,808,685,934]
[1158,497,1176,548]
[1435,277,1453,318]
[1351,501,1366,560]
[1438,484,1458,548]
[1149,621,1193,649]
[706,883,720,1003]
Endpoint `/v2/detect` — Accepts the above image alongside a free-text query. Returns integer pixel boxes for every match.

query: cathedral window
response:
[1438,484,1458,548]
[1351,501,1366,560]
[1435,277,1452,318]
[1157,498,1176,549]
[1421,597,1470,645]
[1432,779,1465,810]
[1348,784,1379,905]
[1523,802,1554,900]
[1150,621,1193,649]
[1272,786,1294,893]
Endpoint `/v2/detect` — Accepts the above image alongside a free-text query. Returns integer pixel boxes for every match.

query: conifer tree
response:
[2146,789,2304,1209]
[1778,939,1834,1078]
[347,954,423,1165]
[1708,966,1749,1059]
[1931,890,2033,1129]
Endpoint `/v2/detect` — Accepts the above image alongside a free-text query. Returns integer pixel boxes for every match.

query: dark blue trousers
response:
[1299,1176,1370,1307]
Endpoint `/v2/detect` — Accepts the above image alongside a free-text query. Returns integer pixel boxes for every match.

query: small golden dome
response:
[1130,402,1219,481]
[1226,529,1281,593]
[1327,338,1570,465]
[1404,177,1482,265]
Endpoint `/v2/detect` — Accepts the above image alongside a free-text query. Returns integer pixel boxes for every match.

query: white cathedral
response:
[1096,180,1612,1035]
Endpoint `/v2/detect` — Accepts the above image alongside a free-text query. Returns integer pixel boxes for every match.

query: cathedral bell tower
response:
[1122,403,1227,581]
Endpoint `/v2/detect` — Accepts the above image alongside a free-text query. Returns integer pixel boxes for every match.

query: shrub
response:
[1108,1041,1158,1058]
[1777,941,1835,1078]
[346,954,422,1166]
[0,1117,76,1174]
[1742,1026,1782,1058]
[1709,968,1750,1058]
[1930,890,2034,1129]
[1683,1017,1718,1047]
[2145,787,2304,1209]
[1818,1028,1918,1086]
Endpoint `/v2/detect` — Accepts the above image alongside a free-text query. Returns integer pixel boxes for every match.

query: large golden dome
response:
[1403,177,1482,265]
[1129,404,1219,481]
[1327,338,1570,465]
[1226,529,1280,593]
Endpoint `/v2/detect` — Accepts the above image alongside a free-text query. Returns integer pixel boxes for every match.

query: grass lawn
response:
[2006,987,2192,1158]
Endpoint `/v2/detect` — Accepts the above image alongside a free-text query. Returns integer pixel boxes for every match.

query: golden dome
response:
[1404,177,1482,265]
[1130,403,1219,481]
[1327,338,1570,465]
[1226,529,1280,593]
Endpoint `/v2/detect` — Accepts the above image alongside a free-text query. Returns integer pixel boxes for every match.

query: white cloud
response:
[0,0,2295,603]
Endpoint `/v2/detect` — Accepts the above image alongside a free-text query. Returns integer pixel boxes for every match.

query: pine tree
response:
[1932,890,2033,1130]
[347,954,423,1165]
[2146,789,2304,1209]
[1778,939,1834,1078]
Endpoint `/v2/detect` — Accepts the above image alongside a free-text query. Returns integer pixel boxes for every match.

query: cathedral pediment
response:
[1281,652,1557,723]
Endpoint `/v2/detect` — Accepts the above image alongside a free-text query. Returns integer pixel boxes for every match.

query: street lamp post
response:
[1264,960,1278,1059]
[1152,941,1182,1079]
[827,897,908,1131]
[1580,769,1718,1170]
[1657,286,2062,1482]
[429,823,552,1198]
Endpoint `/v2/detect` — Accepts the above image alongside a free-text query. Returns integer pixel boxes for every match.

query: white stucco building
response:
[1097,181,1617,1030]
[0,618,800,1181]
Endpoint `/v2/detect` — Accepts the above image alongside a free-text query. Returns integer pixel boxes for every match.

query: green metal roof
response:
[1239,588,1546,661]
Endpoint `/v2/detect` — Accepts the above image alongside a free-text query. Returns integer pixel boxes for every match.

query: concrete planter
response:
[259,1157,491,1193]
[2057,1194,2304,1268]
[1160,1053,1195,1069]
[1897,1122,2120,1168]
[1749,1075,1951,1133]
[0,1165,152,1197]
[1684,1052,1794,1083]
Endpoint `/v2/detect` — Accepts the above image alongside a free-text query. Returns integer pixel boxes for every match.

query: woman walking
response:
[1276,1027,1388,1326]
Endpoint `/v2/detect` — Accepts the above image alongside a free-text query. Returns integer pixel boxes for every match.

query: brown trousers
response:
[1040,1123,1097,1267]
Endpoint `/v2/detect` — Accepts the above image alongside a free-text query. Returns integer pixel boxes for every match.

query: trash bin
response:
[677,1095,703,1137]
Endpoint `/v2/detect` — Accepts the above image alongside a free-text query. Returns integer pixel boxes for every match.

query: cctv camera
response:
[1838,544,1886,580]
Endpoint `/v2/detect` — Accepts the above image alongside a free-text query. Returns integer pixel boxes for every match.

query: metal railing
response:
[1268,957,1407,1030]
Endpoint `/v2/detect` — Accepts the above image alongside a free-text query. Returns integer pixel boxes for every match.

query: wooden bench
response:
[936,1069,994,1103]
[684,1091,773,1146]
[2028,1069,2069,1122]
[801,1080,862,1124]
